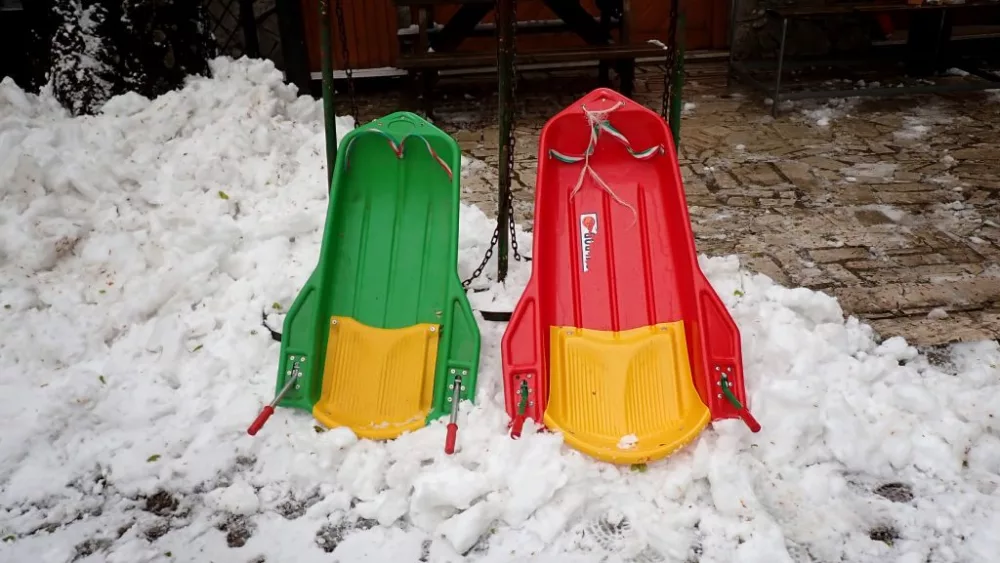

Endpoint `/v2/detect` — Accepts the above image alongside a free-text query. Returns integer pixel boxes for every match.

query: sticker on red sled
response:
[580,213,598,272]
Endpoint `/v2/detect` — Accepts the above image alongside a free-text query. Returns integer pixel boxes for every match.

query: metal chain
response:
[461,0,523,289]
[334,0,359,122]
[462,224,499,288]
[661,0,679,120]
[507,0,523,263]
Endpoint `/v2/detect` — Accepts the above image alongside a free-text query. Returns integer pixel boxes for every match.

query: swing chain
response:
[660,0,680,120]
[461,0,523,290]
[463,224,499,288]
[506,0,523,264]
[334,0,359,122]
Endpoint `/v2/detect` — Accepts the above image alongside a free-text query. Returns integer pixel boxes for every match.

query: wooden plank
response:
[300,0,400,72]
[397,43,667,68]
[768,0,1000,18]
[392,0,492,5]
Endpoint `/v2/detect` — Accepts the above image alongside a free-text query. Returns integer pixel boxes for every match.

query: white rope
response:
[567,101,638,228]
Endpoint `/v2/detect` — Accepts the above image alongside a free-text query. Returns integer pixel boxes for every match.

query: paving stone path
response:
[349,61,1000,347]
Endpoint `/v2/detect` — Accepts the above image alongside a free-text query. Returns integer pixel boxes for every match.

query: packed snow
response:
[2,58,999,563]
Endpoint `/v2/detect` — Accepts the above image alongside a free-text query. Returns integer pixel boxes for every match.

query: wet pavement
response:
[349,61,1000,346]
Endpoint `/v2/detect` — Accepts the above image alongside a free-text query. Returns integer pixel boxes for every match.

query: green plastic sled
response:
[270,112,480,440]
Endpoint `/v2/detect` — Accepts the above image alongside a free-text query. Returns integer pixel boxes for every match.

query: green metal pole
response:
[319,0,337,190]
[496,0,514,283]
[669,13,686,151]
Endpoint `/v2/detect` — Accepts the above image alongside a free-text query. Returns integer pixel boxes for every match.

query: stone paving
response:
[349,61,1000,347]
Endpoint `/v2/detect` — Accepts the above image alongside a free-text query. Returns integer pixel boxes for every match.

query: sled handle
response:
[247,365,300,436]
[247,406,274,436]
[510,414,526,439]
[737,408,761,433]
[444,374,462,454]
[720,374,761,433]
[510,379,530,439]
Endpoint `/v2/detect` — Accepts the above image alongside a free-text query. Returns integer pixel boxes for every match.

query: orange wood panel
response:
[300,0,400,72]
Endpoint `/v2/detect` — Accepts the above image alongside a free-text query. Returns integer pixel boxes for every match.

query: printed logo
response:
[580,213,598,272]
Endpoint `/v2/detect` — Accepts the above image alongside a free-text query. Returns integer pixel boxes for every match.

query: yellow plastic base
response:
[312,316,440,440]
[543,322,711,464]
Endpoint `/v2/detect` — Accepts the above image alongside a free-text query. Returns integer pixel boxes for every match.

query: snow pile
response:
[2,57,1000,563]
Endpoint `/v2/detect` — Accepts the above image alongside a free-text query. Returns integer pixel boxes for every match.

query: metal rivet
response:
[295,385,301,390]
[286,370,292,376]
[715,366,721,371]
[717,394,723,399]
[727,366,733,372]
[448,397,453,402]
[300,356,306,362]
[527,373,532,378]
[462,370,468,375]
[430,326,436,332]
[449,384,454,390]
[461,385,466,391]
[450,369,456,374]
[529,401,535,406]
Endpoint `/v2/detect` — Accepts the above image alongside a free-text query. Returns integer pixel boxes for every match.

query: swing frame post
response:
[496,0,515,283]
[669,13,686,149]
[319,0,337,189]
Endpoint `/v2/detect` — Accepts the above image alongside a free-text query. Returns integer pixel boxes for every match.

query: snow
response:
[2,57,1000,563]
[799,98,856,127]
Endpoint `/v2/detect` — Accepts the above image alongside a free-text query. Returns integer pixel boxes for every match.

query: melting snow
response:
[1,57,999,563]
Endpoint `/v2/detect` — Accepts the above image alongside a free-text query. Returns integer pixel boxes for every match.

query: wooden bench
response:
[394,0,661,112]
[727,0,1000,116]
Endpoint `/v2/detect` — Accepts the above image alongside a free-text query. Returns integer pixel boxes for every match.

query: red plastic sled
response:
[501,88,759,464]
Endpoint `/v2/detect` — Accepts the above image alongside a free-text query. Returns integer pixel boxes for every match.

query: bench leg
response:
[421,70,438,118]
[619,59,635,97]
[772,17,787,118]
[599,62,611,86]
[726,0,739,90]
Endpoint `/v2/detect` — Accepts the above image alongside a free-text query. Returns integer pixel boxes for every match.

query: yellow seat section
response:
[543,322,711,464]
[313,316,440,440]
